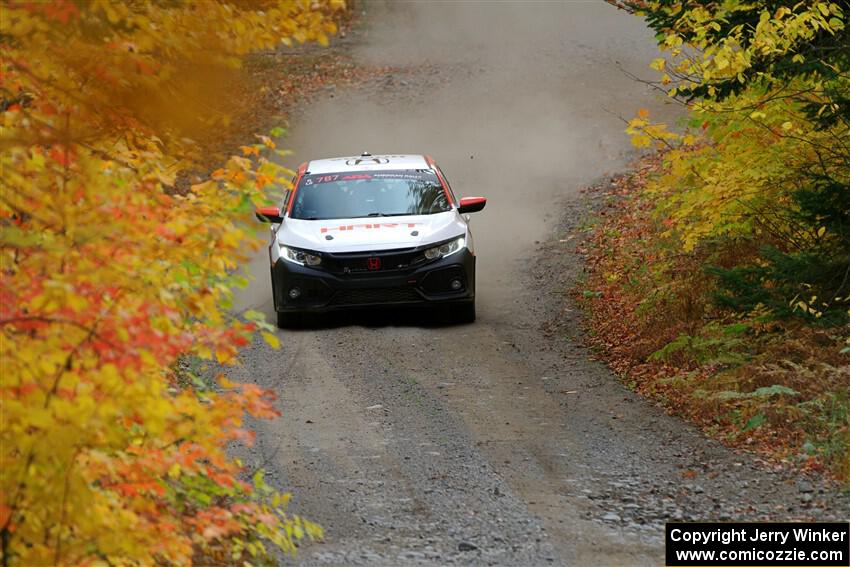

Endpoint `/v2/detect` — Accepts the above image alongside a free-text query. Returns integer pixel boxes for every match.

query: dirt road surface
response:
[230,2,850,565]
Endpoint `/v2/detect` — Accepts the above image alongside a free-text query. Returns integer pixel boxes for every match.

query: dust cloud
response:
[234,1,677,316]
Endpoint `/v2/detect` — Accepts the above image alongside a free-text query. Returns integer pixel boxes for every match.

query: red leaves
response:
[22,0,80,24]
[173,443,205,469]
[48,144,76,167]
[231,428,256,446]
[237,383,280,420]
[193,507,242,540]
[135,59,156,76]
[577,155,704,401]
[205,466,236,488]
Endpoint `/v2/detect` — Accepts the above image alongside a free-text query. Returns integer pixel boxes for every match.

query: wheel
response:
[455,300,476,324]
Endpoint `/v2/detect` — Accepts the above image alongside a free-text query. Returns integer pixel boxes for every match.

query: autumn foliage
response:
[0,1,343,564]
[584,1,849,479]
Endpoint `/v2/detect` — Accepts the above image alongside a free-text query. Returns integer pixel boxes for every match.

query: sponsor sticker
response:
[319,223,420,234]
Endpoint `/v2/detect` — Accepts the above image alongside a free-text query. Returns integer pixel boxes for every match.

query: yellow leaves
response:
[216,349,235,364]
[2,1,343,564]
[774,6,791,19]
[629,133,652,149]
[91,0,129,24]
[26,407,54,430]
[27,282,91,315]
[627,112,681,150]
[261,332,280,349]
[255,134,276,149]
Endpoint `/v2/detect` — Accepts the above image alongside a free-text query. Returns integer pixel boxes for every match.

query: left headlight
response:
[281,246,322,266]
[424,235,465,260]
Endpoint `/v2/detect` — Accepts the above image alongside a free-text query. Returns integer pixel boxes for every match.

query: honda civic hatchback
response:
[255,153,486,327]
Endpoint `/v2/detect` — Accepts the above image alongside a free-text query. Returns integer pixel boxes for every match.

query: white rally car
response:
[255,153,486,327]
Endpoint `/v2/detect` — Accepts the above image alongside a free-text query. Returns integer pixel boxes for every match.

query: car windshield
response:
[290,169,451,220]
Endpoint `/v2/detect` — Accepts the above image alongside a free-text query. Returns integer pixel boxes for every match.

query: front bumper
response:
[272,248,475,312]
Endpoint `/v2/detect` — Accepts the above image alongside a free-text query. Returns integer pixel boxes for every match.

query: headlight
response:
[281,246,322,266]
[424,236,465,260]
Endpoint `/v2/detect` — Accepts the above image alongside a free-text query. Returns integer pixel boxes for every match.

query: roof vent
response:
[361,151,371,157]
[345,157,389,166]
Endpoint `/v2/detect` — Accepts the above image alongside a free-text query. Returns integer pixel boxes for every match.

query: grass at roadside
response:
[576,153,850,483]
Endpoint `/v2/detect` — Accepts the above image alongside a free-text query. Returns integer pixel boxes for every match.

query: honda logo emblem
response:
[367,257,381,270]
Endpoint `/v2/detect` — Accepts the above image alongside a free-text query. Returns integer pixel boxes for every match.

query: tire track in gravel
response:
[230,2,850,566]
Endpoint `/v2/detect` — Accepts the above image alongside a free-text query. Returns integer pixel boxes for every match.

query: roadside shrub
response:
[583,0,850,480]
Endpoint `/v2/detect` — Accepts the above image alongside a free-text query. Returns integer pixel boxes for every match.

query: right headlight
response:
[424,235,465,260]
[281,246,322,266]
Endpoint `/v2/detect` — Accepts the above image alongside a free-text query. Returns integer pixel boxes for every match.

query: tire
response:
[276,310,302,329]
[455,300,476,324]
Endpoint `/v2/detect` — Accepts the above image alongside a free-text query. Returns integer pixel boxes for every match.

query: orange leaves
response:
[194,507,242,540]
[239,383,281,420]
[255,134,276,149]
[1,0,341,563]
[48,144,76,167]
[24,0,80,24]
[0,505,11,530]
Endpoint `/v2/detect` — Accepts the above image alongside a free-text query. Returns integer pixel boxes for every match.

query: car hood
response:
[277,211,465,253]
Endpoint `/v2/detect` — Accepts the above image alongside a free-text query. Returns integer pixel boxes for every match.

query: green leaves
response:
[742,413,766,432]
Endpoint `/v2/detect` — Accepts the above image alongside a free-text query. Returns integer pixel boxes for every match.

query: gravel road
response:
[229,2,850,565]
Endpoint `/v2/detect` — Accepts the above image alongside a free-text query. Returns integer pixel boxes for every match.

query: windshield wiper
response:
[365,212,411,217]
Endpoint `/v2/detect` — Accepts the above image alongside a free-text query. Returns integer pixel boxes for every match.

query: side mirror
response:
[458,196,486,214]
[255,206,283,223]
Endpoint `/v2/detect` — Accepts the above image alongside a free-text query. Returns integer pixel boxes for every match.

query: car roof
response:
[305,153,432,174]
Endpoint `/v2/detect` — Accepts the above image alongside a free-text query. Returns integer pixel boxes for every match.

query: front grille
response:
[322,248,428,275]
[328,287,423,306]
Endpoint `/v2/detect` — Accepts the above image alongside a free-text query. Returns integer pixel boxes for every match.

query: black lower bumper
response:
[272,249,475,313]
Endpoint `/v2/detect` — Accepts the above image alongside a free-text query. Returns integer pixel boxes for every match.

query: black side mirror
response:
[458,196,487,214]
[255,206,283,223]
